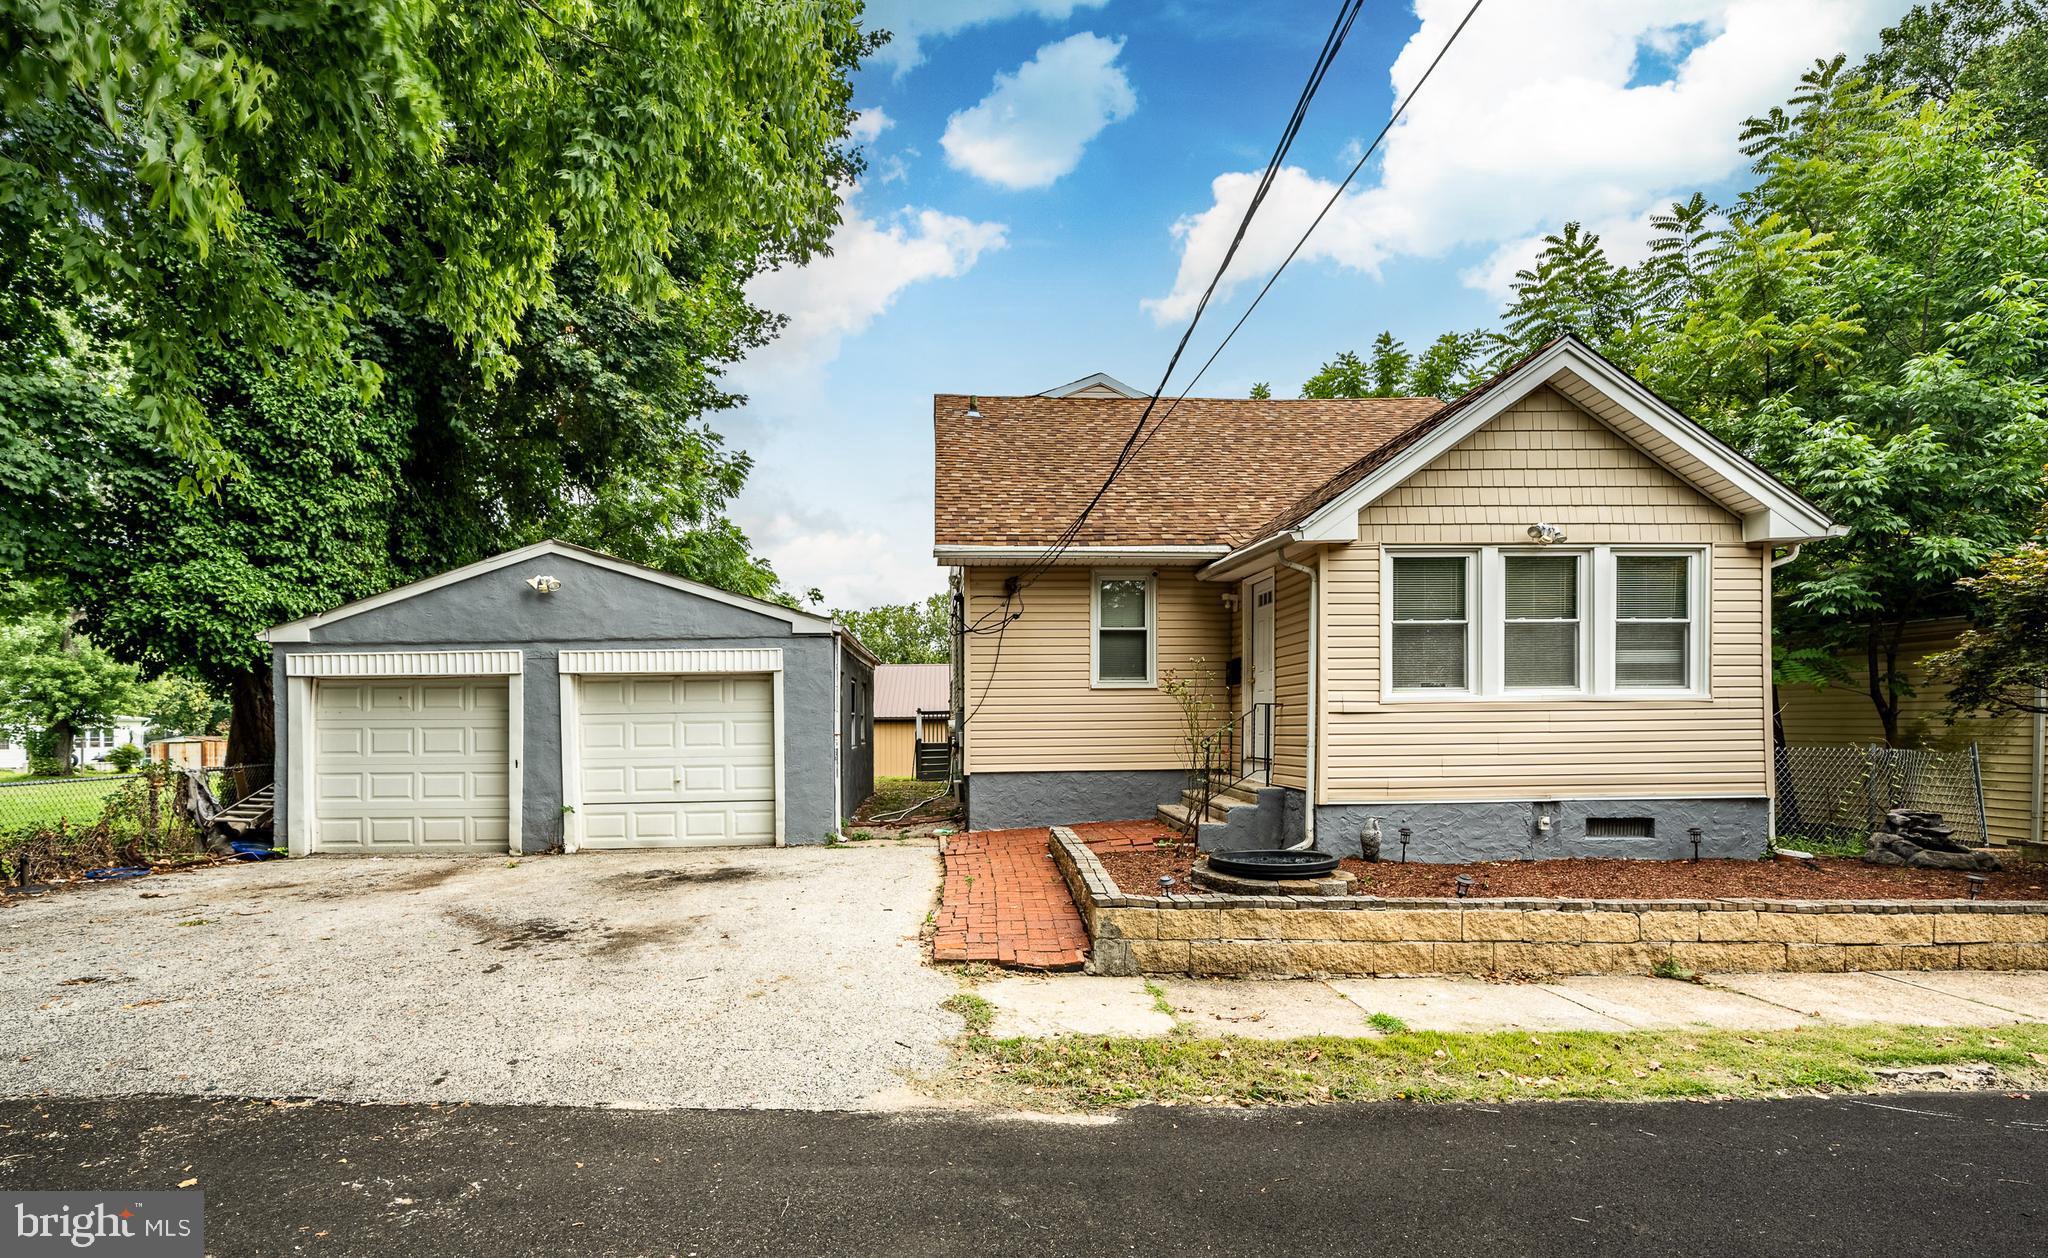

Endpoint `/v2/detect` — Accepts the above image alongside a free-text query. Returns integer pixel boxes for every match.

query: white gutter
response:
[1200,529,1305,583]
[934,544,1228,566]
[1277,553,1318,851]
[1770,543,1804,569]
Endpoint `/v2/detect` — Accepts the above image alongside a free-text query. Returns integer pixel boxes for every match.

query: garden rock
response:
[1864,809,2002,872]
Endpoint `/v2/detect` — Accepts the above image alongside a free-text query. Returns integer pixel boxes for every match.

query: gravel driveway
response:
[0,845,956,1110]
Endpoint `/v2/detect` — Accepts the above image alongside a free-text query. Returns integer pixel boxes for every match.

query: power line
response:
[998,0,1370,597]
[1132,0,1489,460]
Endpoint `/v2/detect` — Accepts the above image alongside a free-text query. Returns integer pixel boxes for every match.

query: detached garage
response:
[264,541,875,855]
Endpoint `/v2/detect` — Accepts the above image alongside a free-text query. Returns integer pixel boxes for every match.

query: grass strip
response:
[945,1022,2048,1109]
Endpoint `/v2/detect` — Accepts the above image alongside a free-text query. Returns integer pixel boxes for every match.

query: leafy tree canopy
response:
[833,593,950,665]
[0,614,141,774]
[2,0,872,487]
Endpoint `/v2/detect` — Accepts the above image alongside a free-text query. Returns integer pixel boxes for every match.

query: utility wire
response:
[998,0,1370,597]
[1131,0,1489,462]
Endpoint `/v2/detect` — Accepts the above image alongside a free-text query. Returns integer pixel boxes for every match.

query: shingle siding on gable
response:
[1317,387,1773,802]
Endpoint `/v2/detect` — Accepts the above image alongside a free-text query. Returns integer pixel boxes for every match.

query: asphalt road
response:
[1,1093,2042,1256]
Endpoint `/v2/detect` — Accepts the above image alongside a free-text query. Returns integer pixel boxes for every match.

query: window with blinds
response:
[1390,556,1468,690]
[1095,575,1153,685]
[1503,554,1579,689]
[1615,554,1692,688]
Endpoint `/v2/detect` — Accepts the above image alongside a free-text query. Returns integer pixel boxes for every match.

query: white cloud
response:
[741,196,1008,375]
[863,0,1110,76]
[941,32,1137,190]
[848,108,893,144]
[1143,0,1901,323]
[742,494,944,609]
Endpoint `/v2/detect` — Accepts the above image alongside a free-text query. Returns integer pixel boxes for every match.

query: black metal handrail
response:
[1176,702,1274,838]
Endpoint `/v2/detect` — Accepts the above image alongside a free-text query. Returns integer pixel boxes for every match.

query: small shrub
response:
[106,744,145,773]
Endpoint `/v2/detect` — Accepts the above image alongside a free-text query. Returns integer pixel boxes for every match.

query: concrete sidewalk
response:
[981,970,2048,1038]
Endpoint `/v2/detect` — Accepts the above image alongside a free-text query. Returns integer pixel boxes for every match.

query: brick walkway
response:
[933,820,1174,969]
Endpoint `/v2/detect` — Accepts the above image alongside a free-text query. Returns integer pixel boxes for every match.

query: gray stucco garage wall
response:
[841,650,875,822]
[272,552,847,850]
[965,769,1188,831]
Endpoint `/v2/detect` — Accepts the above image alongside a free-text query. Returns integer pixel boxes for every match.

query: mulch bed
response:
[1092,840,2048,902]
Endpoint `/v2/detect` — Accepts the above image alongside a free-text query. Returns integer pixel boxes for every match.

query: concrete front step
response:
[1179,788,1254,821]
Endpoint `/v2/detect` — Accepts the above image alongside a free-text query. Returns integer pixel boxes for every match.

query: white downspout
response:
[1277,554,1318,851]
[831,634,843,840]
[2032,686,2045,846]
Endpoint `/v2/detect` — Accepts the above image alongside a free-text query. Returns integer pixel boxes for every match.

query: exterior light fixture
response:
[1688,827,1703,862]
[1454,874,1474,898]
[1967,874,1987,900]
[1399,826,1411,864]
[1158,875,1175,895]
[525,574,562,595]
[1526,523,1568,545]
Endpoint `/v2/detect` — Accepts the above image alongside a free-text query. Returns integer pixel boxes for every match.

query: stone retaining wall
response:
[1051,827,2048,978]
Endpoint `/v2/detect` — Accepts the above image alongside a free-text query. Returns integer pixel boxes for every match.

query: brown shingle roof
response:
[933,393,1444,548]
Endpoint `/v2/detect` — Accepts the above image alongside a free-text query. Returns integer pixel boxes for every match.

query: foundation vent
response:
[1586,816,1655,839]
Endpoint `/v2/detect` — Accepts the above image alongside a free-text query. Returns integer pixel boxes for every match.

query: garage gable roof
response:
[262,540,839,643]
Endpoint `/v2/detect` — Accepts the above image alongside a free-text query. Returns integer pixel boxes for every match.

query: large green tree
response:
[833,593,950,665]
[2,0,871,486]
[0,614,140,774]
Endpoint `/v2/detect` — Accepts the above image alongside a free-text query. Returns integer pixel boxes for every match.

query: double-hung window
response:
[1503,553,1580,689]
[1385,546,1703,698]
[1389,556,1470,690]
[1093,573,1155,687]
[1614,554,1694,689]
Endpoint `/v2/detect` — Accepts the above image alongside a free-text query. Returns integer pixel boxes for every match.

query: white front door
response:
[310,678,511,852]
[575,674,777,848]
[1246,576,1276,771]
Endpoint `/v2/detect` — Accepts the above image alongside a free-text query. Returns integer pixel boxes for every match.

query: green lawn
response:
[0,774,134,841]
[940,1020,2048,1109]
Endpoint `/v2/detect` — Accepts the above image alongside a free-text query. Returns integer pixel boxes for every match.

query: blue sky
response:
[728,0,1912,610]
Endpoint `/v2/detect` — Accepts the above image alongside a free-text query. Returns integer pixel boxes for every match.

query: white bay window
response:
[1384,546,1705,699]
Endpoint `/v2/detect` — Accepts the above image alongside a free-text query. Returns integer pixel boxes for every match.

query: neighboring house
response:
[934,336,1840,861]
[0,718,148,773]
[872,663,952,778]
[262,540,875,856]
[1777,618,2046,848]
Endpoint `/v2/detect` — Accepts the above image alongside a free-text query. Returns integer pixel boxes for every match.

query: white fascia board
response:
[1039,371,1147,399]
[932,544,1228,566]
[1198,530,1303,582]
[1294,339,1838,546]
[263,540,837,642]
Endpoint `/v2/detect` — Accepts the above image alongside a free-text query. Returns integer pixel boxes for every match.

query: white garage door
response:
[311,679,510,852]
[576,675,776,848]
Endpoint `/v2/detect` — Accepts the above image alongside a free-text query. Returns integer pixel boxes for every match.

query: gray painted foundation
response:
[1198,790,1770,862]
[1313,797,1771,862]
[965,770,1188,831]
[273,551,862,852]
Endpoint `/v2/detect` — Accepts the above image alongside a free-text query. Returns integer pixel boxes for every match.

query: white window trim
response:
[1602,547,1711,696]
[1380,545,1711,703]
[1489,549,1591,698]
[1090,569,1158,689]
[1383,551,1478,696]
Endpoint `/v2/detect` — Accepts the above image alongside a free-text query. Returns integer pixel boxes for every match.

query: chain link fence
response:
[1774,743,1988,851]
[1,764,273,883]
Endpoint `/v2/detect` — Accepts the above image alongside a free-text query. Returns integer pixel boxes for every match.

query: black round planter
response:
[1206,849,1340,880]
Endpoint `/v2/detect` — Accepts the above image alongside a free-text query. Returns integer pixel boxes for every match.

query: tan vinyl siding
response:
[1271,563,1312,789]
[1777,620,2043,846]
[875,720,916,778]
[1320,386,1771,802]
[960,566,1230,773]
